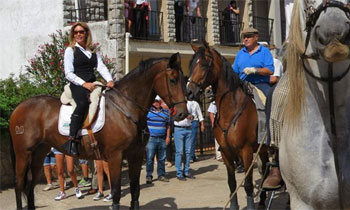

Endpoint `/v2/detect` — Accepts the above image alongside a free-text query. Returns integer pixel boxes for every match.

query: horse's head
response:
[187,42,216,101]
[286,0,350,122]
[303,0,350,63]
[153,53,188,121]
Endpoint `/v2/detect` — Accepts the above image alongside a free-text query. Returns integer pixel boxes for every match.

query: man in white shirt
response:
[188,100,205,163]
[207,102,222,161]
[173,102,196,180]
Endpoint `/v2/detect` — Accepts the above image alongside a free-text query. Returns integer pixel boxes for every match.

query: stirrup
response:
[61,138,80,156]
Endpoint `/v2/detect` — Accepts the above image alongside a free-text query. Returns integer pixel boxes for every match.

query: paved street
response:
[0,154,288,209]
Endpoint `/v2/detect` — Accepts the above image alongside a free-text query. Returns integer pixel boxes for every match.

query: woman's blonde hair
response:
[68,22,95,52]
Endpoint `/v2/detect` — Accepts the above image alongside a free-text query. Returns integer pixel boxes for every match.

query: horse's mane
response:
[284,0,306,126]
[116,57,168,87]
[189,47,251,96]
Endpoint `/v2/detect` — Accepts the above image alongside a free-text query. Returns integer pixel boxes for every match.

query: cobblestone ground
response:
[0,154,288,210]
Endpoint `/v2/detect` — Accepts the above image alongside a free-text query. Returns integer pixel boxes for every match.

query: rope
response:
[223,131,267,210]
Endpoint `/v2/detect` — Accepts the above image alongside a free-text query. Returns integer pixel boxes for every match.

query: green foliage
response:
[0,30,117,128]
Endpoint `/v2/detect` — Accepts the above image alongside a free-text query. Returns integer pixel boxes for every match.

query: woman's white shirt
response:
[64,43,113,86]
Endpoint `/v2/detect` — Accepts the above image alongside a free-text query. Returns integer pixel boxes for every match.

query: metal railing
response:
[174,14,207,43]
[219,11,242,46]
[130,9,163,41]
[65,6,107,23]
[253,16,274,43]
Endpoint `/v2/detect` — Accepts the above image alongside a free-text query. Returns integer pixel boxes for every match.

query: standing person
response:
[188,100,205,163]
[223,1,240,43]
[125,0,135,33]
[186,0,201,42]
[207,102,222,162]
[92,160,112,201]
[42,148,57,191]
[61,22,115,156]
[174,103,196,180]
[53,148,83,200]
[78,159,91,188]
[145,96,171,184]
[175,0,185,42]
[134,0,151,38]
[232,27,274,97]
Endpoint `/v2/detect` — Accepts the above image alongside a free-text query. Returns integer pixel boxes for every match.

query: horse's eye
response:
[170,78,177,84]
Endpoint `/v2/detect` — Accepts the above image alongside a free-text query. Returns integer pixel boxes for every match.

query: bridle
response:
[188,49,214,91]
[157,65,187,108]
[301,1,350,208]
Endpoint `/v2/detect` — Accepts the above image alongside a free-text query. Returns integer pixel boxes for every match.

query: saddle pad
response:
[58,96,105,136]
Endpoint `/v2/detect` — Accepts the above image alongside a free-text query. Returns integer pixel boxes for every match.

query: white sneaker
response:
[103,194,113,202]
[75,187,83,199]
[54,191,66,201]
[93,191,104,201]
[43,183,54,191]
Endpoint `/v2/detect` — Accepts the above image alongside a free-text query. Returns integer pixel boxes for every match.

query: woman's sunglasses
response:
[74,30,86,35]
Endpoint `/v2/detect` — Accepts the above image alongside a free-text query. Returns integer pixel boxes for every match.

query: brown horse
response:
[187,44,269,209]
[9,53,188,210]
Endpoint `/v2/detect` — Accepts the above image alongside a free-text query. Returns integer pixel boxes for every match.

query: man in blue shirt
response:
[232,27,274,96]
[145,96,171,184]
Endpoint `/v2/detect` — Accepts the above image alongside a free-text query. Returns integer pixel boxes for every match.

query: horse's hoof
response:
[229,195,239,210]
[246,196,256,210]
[110,203,120,210]
[130,201,139,210]
[257,203,265,210]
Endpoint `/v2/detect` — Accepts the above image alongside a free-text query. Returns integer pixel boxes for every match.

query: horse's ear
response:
[169,52,181,68]
[191,44,199,52]
[203,40,210,49]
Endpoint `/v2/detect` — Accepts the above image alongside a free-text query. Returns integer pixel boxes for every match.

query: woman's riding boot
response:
[61,114,83,156]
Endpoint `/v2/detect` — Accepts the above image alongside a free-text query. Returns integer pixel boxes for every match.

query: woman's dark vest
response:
[73,47,97,83]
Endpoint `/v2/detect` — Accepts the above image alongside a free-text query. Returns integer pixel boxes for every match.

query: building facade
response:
[1,0,286,79]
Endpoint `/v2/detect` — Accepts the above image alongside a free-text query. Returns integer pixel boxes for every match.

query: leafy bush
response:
[0,30,117,128]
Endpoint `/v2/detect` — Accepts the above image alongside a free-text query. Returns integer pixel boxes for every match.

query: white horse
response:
[279,0,350,209]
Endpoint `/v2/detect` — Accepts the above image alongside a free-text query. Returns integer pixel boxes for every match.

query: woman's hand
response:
[106,81,115,88]
[82,82,95,92]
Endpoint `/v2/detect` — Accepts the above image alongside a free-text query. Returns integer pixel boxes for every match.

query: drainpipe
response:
[74,0,80,20]
[125,32,130,75]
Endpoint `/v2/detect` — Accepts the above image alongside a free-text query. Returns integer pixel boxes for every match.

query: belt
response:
[174,125,191,129]
[150,135,166,139]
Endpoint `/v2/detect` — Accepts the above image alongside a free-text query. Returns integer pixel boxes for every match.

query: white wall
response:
[0,0,64,79]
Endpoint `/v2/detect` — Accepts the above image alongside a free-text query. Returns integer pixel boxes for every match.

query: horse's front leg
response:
[107,151,123,210]
[242,145,255,210]
[221,150,239,210]
[126,143,145,210]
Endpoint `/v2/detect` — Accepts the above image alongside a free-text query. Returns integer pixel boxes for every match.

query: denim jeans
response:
[174,127,192,178]
[190,120,199,160]
[146,136,167,178]
[254,82,272,97]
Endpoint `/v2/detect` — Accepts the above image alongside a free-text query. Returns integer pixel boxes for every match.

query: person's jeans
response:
[254,82,272,97]
[174,127,192,178]
[146,136,167,178]
[190,120,199,160]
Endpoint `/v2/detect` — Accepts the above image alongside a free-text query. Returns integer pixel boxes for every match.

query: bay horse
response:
[186,43,269,210]
[9,53,188,210]
[278,0,350,209]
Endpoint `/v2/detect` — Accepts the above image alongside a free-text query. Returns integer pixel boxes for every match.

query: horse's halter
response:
[302,0,350,82]
[158,65,187,109]
[188,49,214,91]
[301,1,350,208]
